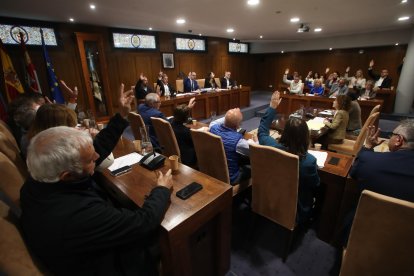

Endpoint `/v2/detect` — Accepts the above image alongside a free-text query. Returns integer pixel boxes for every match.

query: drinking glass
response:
[210,111,217,123]
[140,126,153,155]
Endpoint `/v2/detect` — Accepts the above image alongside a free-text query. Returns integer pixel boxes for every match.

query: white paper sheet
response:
[308,150,328,168]
[108,152,143,172]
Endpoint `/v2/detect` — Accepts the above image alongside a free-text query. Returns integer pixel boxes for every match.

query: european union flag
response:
[40,29,65,104]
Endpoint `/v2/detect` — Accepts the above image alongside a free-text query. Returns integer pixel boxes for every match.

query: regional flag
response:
[0,39,25,102]
[40,29,64,104]
[19,32,42,94]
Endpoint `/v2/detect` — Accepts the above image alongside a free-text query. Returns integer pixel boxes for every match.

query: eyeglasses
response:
[390,132,405,141]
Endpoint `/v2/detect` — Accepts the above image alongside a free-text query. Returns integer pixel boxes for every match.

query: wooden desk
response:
[159,87,251,120]
[375,88,396,113]
[96,139,233,276]
[316,151,354,244]
[277,94,383,125]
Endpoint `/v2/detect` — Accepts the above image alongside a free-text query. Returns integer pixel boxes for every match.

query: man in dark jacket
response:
[135,73,153,99]
[20,85,173,275]
[367,59,392,89]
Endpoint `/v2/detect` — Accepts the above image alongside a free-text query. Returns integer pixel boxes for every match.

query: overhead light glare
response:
[69,18,74,22]
[329,48,333,51]
[247,0,260,5]
[227,28,234,33]
[401,0,407,3]
[90,4,96,10]
[395,42,399,46]
[259,35,263,39]
[176,18,186,24]
[290,17,300,23]
[314,28,322,32]
[398,16,410,21]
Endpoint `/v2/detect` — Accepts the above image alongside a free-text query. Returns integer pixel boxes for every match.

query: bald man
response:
[210,108,257,184]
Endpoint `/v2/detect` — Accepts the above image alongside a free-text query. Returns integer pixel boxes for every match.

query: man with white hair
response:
[20,87,173,275]
[350,120,414,202]
[210,108,257,184]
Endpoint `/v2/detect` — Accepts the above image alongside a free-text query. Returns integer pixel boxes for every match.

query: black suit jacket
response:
[220,77,235,89]
[135,79,153,99]
[367,68,392,88]
[204,77,219,89]
[171,121,197,166]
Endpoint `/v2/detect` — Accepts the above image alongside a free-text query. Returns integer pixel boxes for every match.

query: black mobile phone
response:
[176,182,203,200]
[110,165,132,177]
[328,157,340,166]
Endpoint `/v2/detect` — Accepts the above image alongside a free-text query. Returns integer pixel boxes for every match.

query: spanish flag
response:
[0,39,24,102]
[19,31,42,94]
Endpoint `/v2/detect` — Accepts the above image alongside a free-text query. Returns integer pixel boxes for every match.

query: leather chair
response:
[128,112,146,140]
[176,79,184,92]
[328,112,380,156]
[190,129,250,196]
[249,143,299,261]
[0,132,27,178]
[0,119,19,149]
[0,152,26,207]
[151,117,180,158]
[0,200,47,275]
[196,79,205,88]
[340,190,414,276]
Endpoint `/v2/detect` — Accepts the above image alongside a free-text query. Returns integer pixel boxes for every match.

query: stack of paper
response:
[308,150,328,168]
[108,152,143,172]
[306,117,325,130]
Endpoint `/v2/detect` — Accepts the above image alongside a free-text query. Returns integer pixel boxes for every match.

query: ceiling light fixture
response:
[247,0,260,5]
[259,35,263,39]
[281,50,284,53]
[233,38,236,41]
[227,28,234,33]
[290,17,300,23]
[69,18,74,22]
[398,16,410,21]
[199,34,202,36]
[149,27,153,30]
[401,0,407,3]
[314,28,322,32]
[90,4,96,10]
[176,18,186,24]
[329,48,333,51]
[395,42,399,46]
[297,23,310,33]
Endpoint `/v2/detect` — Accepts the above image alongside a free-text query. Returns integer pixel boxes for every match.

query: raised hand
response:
[270,90,282,109]
[156,169,173,190]
[369,59,375,68]
[345,66,350,73]
[60,80,78,103]
[365,125,384,148]
[325,67,330,74]
[284,68,289,75]
[188,97,196,108]
[118,83,134,118]
[307,71,312,77]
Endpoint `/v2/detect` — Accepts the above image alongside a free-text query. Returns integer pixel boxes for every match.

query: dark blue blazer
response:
[137,103,167,147]
[183,78,199,92]
[350,148,414,202]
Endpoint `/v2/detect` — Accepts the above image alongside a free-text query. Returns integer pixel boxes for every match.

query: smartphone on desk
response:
[110,165,132,177]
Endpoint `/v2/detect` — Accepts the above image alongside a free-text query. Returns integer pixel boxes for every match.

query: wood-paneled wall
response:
[0,17,407,115]
[252,45,407,91]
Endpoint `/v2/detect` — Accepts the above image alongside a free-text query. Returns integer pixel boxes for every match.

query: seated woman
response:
[306,79,324,96]
[323,94,351,145]
[204,72,219,89]
[258,91,320,224]
[171,104,197,167]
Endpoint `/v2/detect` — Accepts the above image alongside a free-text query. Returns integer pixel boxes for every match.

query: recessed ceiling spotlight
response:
[359,49,364,54]
[247,0,260,5]
[395,42,399,46]
[89,4,96,10]
[259,35,263,39]
[176,18,186,24]
[149,27,153,30]
[398,16,410,21]
[227,28,234,33]
[329,48,333,51]
[290,17,300,23]
[199,33,202,36]
[314,28,322,32]
[281,50,284,53]
[233,38,236,41]
[69,18,74,22]
[401,0,407,3]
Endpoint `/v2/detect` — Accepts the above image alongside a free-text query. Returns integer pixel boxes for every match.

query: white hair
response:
[27,126,93,183]
[145,93,159,106]
[398,119,414,149]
